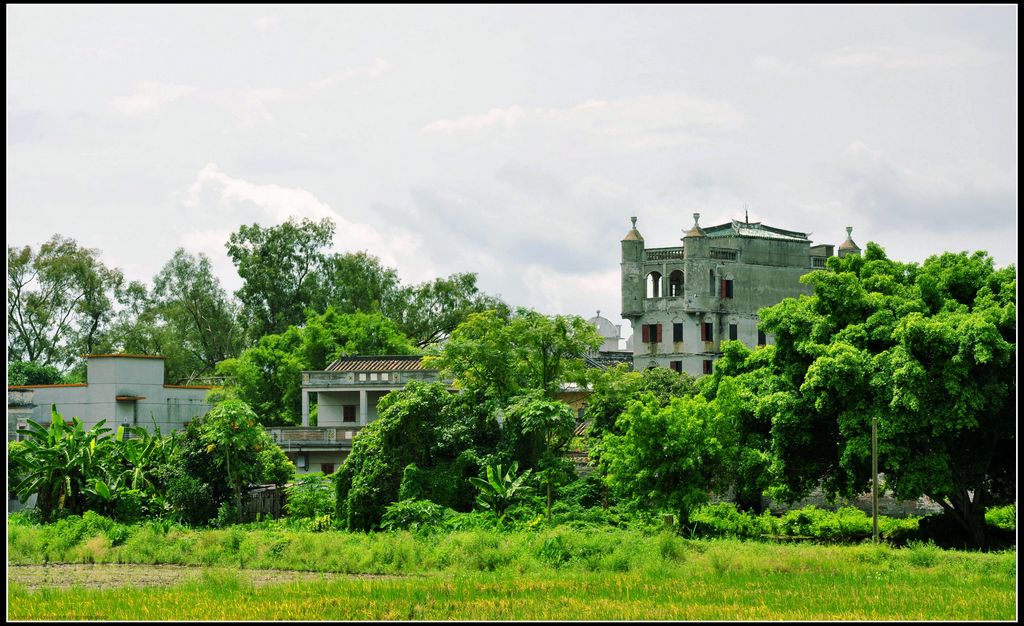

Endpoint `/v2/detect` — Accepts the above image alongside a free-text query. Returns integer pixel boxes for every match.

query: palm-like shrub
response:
[12,408,115,521]
[469,462,533,522]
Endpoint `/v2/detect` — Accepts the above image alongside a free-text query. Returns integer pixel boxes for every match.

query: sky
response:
[6,5,1018,342]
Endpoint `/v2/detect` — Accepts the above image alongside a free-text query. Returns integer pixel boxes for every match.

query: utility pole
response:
[872,415,879,544]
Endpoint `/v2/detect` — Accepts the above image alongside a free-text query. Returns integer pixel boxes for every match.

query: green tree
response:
[226,217,335,340]
[600,392,730,530]
[469,462,533,522]
[152,249,242,381]
[199,399,288,523]
[385,273,507,349]
[217,308,417,425]
[754,245,1015,547]
[427,307,602,405]
[284,472,336,519]
[8,236,125,371]
[696,340,778,513]
[334,381,499,530]
[584,363,699,439]
[502,392,575,466]
[314,251,401,315]
[7,361,65,386]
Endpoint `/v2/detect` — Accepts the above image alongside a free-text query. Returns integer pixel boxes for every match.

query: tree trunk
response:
[227,451,244,524]
[547,478,553,520]
[930,489,989,550]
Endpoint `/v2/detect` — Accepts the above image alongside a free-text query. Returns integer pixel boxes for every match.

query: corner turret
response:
[838,226,861,257]
[621,216,645,317]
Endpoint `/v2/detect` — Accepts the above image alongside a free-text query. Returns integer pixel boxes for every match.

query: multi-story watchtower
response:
[621,215,859,376]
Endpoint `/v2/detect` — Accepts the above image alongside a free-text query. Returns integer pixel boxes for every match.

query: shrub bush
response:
[381,499,453,533]
[113,489,146,524]
[284,473,336,519]
[691,503,767,538]
[162,466,216,526]
[985,505,1015,531]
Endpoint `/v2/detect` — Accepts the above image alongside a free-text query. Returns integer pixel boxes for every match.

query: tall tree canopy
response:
[225,217,502,347]
[732,244,1015,547]
[226,217,335,340]
[152,249,242,380]
[216,308,418,425]
[8,235,125,371]
[426,307,602,405]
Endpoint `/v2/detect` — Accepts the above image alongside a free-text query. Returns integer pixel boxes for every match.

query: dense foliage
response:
[216,308,417,425]
[335,381,501,530]
[738,246,1015,547]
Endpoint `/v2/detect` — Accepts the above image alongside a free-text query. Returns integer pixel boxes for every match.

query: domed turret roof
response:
[683,212,706,237]
[838,226,860,251]
[623,216,644,241]
[587,311,619,340]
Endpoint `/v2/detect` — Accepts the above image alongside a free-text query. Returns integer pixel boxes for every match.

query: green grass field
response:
[6,522,1017,620]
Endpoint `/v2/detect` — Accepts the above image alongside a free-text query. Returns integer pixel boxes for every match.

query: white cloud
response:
[833,141,1015,236]
[186,163,336,223]
[313,58,392,89]
[253,15,279,31]
[111,82,196,115]
[181,164,434,286]
[517,265,621,316]
[421,94,745,151]
[751,55,807,76]
[422,106,526,133]
[815,43,991,71]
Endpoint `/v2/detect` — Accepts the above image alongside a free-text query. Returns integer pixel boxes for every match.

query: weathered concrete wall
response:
[11,356,212,434]
[622,218,829,374]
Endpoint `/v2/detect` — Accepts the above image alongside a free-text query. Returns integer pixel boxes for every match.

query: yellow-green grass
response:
[7,529,1016,621]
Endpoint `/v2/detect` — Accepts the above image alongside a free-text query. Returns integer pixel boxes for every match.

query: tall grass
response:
[8,546,1016,621]
[7,516,1016,620]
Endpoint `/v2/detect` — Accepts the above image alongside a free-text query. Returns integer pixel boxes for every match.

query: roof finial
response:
[596,309,600,318]
[693,212,701,227]
[846,226,853,238]
[630,216,637,229]
[744,203,749,224]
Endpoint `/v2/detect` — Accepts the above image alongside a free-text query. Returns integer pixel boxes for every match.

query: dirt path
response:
[7,564,395,590]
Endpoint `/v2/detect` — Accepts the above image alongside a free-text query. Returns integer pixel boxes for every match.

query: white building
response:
[7,354,214,435]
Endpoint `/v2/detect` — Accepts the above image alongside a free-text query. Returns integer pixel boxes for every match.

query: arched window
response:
[647,271,662,298]
[668,270,684,296]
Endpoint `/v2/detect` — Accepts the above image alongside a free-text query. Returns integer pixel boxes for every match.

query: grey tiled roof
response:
[704,220,809,242]
[325,356,428,372]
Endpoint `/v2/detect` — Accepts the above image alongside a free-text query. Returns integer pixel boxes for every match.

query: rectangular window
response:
[642,323,662,343]
[723,279,734,299]
[343,405,357,423]
[701,322,714,342]
[709,270,716,295]
[729,323,738,341]
[670,360,682,373]
[758,330,767,346]
[703,360,713,375]
[320,463,335,475]
[673,322,683,342]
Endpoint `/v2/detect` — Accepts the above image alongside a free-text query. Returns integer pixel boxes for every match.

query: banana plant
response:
[468,461,533,522]
[12,407,115,521]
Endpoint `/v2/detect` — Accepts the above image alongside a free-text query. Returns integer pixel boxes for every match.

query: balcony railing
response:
[304,371,442,387]
[267,427,360,449]
[645,247,684,261]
